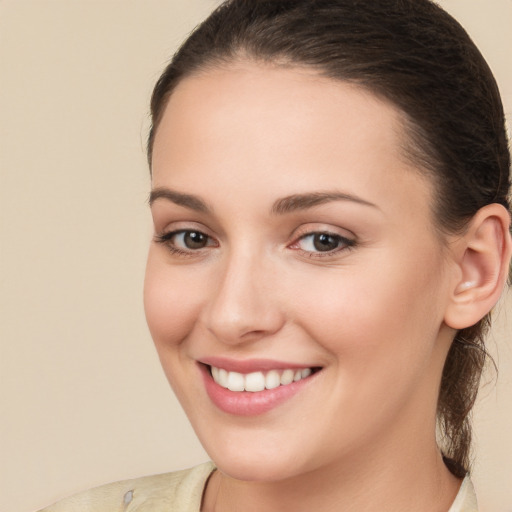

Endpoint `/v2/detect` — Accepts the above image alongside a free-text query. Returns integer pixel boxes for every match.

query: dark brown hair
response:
[147,0,511,477]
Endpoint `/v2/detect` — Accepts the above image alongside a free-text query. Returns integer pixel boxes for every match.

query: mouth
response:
[209,365,317,392]
[198,360,322,416]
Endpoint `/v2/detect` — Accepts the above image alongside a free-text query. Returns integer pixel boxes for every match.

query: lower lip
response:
[200,364,318,416]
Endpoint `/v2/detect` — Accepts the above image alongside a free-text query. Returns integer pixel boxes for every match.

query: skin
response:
[145,61,464,511]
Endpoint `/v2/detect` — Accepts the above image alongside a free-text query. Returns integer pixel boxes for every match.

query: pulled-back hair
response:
[147,0,511,477]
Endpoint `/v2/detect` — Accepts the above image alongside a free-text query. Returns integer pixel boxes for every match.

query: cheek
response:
[143,250,203,349]
[286,255,447,446]
[291,248,446,372]
[143,252,210,409]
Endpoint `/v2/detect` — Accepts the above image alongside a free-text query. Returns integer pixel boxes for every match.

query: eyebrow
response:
[271,191,379,214]
[149,187,211,213]
[149,187,378,214]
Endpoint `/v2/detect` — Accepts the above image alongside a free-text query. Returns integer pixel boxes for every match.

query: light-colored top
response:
[38,462,215,512]
[448,475,479,512]
[38,461,478,512]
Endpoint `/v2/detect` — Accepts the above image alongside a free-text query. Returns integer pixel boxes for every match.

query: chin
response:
[196,428,316,483]
[213,453,306,483]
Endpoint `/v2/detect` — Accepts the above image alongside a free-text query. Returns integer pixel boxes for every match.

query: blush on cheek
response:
[294,267,429,365]
[143,269,200,348]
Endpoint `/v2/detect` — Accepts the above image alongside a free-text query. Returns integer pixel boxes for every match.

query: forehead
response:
[151,61,435,226]
[154,61,406,160]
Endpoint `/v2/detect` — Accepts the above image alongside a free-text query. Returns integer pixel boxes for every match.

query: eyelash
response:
[291,231,356,258]
[154,229,356,258]
[154,230,217,257]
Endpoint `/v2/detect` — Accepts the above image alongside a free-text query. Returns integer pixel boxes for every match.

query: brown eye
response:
[312,233,340,252]
[156,229,217,253]
[183,231,208,249]
[294,231,355,255]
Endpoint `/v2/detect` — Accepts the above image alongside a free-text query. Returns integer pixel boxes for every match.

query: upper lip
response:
[199,356,319,374]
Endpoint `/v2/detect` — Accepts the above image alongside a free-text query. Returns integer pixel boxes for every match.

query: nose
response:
[201,250,286,345]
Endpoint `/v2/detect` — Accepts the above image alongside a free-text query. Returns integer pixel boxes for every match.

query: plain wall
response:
[0,1,510,511]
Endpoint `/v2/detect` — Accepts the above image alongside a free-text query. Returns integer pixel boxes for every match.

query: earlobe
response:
[444,204,512,330]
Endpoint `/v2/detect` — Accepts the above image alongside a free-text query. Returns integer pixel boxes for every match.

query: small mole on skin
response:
[123,490,134,505]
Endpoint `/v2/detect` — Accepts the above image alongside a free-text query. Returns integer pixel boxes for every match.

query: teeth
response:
[227,371,245,392]
[280,369,294,386]
[210,366,314,392]
[245,371,265,392]
[265,370,281,390]
[218,368,228,388]
[301,368,312,378]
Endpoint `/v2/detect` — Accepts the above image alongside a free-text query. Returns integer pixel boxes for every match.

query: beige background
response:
[0,1,510,511]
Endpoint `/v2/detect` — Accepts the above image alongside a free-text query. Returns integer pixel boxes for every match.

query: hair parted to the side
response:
[147,0,511,478]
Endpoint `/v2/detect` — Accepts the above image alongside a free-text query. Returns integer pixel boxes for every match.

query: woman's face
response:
[145,62,456,481]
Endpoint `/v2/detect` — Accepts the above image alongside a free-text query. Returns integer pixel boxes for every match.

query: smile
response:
[210,366,313,392]
[200,361,321,416]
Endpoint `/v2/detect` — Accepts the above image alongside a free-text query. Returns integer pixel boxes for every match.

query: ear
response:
[444,204,512,330]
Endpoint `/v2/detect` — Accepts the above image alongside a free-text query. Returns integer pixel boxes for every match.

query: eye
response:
[174,231,210,249]
[155,229,218,254]
[293,232,354,255]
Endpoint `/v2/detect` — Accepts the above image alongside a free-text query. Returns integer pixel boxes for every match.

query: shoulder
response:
[37,461,216,512]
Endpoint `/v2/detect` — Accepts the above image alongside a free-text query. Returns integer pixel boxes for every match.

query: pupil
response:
[185,231,207,249]
[313,233,338,252]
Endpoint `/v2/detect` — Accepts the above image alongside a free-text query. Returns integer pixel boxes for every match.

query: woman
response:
[40,0,511,510]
